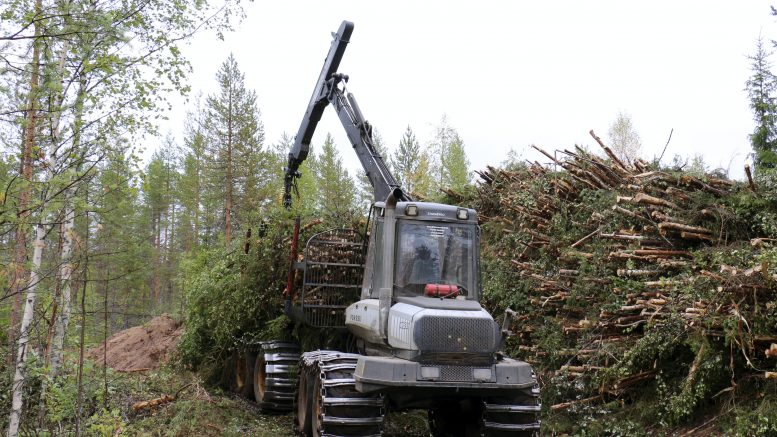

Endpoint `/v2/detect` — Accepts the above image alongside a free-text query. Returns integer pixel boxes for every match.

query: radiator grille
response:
[439,365,474,382]
[413,315,499,354]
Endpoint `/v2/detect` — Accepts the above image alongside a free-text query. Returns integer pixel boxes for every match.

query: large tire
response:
[295,366,314,435]
[233,349,256,399]
[428,399,483,437]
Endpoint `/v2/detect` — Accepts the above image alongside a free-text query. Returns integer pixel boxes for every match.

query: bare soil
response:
[87,314,183,371]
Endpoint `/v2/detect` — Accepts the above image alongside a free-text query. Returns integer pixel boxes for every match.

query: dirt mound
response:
[88,314,183,371]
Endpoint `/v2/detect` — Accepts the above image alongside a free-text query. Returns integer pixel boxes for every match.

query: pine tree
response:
[745,36,777,170]
[204,54,266,245]
[180,102,207,250]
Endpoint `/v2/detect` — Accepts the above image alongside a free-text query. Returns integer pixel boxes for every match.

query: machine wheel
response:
[297,351,384,437]
[481,383,541,437]
[428,399,484,437]
[296,364,315,435]
[253,341,300,412]
[233,349,256,399]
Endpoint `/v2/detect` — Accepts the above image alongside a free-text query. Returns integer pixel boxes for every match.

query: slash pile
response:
[467,131,777,434]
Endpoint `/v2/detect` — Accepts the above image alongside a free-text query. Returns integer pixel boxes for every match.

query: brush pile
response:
[467,131,777,434]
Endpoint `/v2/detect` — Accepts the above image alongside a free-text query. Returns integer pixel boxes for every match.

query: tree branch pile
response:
[469,131,777,431]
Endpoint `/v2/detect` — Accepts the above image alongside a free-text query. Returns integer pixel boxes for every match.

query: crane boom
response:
[284,20,410,208]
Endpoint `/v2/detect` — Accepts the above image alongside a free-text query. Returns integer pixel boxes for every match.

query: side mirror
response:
[501,308,517,338]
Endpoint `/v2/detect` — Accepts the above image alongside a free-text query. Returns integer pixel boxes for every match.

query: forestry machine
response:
[245,21,540,437]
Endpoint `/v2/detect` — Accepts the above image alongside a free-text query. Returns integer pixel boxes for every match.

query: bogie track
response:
[296,351,385,437]
[481,383,541,437]
[254,341,301,412]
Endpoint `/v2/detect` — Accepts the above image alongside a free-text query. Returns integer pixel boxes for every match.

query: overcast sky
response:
[160,1,777,181]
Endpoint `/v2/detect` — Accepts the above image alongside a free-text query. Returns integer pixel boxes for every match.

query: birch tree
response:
[2,0,244,432]
[608,111,642,165]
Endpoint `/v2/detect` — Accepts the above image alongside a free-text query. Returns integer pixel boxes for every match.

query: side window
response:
[370,219,384,298]
[361,210,383,299]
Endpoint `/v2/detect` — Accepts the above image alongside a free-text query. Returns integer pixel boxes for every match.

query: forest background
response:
[2,0,777,435]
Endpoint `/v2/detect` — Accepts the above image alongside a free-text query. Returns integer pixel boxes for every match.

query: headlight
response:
[420,366,440,380]
[473,368,492,381]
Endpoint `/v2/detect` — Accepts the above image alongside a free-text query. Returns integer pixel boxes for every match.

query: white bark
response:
[47,202,75,378]
[46,34,82,379]
[8,224,46,437]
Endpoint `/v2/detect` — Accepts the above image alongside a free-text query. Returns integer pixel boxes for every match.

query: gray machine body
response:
[284,20,538,406]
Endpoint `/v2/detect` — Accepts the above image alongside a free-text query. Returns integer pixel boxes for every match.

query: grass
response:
[94,363,429,436]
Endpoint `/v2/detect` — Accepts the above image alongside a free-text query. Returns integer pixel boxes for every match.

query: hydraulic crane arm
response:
[284,20,410,208]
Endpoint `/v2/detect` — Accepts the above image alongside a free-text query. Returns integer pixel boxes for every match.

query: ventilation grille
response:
[413,315,499,354]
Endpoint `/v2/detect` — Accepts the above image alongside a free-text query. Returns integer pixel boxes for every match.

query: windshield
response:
[394,221,476,299]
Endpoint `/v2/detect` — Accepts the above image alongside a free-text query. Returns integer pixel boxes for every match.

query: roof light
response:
[457,208,469,220]
[406,204,418,216]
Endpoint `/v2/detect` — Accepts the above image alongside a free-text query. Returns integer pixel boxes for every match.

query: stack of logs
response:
[472,130,777,407]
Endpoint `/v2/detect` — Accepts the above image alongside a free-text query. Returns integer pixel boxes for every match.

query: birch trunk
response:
[46,34,78,381]
[8,225,46,437]
[39,29,80,424]
[46,203,75,377]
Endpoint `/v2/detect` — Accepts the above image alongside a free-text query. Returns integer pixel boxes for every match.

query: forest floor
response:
[87,317,429,436]
[83,314,734,436]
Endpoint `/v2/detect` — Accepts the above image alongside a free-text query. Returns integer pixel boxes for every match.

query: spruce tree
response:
[746,36,777,170]
[393,126,418,190]
[317,133,356,218]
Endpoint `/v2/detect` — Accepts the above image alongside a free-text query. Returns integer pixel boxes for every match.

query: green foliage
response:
[178,213,289,374]
[726,395,777,436]
[432,116,471,193]
[316,133,357,219]
[466,156,777,434]
[392,125,434,197]
[746,36,777,171]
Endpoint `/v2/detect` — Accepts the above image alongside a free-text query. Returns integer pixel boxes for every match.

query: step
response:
[322,396,383,407]
[320,415,384,426]
[483,421,541,431]
[484,404,541,413]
